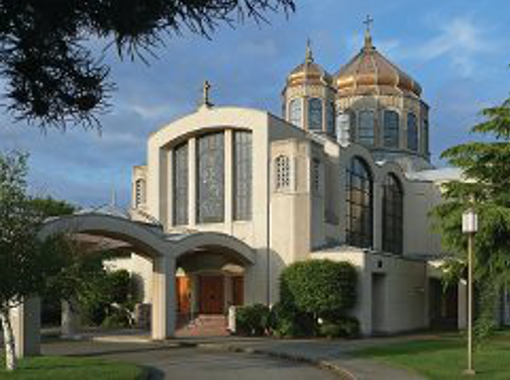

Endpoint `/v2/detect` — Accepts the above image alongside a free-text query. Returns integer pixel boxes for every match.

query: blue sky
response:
[1,0,510,208]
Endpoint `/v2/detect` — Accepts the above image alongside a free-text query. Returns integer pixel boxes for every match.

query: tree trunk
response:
[0,309,17,371]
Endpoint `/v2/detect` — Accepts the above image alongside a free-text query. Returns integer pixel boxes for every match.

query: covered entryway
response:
[12,211,255,357]
[172,234,253,337]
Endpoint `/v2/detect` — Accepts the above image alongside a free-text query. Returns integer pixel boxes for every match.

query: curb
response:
[196,343,358,380]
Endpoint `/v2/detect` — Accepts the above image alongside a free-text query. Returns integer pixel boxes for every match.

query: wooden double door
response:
[199,275,225,314]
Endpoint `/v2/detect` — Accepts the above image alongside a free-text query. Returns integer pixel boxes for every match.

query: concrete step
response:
[176,314,229,337]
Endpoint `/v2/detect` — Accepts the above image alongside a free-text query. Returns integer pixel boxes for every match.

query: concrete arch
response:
[171,232,256,265]
[38,213,168,258]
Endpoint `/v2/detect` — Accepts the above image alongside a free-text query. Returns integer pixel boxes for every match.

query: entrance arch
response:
[15,212,255,356]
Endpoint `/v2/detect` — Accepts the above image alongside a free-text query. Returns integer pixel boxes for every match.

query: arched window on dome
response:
[275,155,291,190]
[407,113,418,152]
[308,98,323,131]
[289,98,302,128]
[383,110,400,148]
[346,156,373,248]
[358,110,375,146]
[382,174,404,255]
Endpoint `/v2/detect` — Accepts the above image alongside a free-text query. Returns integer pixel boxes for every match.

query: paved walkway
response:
[42,341,337,380]
[44,332,431,379]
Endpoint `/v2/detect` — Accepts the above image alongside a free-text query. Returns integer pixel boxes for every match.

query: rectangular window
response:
[173,143,188,225]
[233,131,252,221]
[197,132,225,223]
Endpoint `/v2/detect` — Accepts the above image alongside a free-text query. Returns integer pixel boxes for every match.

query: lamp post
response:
[462,207,478,376]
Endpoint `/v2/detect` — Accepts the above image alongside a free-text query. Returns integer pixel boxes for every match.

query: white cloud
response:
[416,16,496,76]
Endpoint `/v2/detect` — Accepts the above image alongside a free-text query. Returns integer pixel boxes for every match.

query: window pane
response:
[358,110,375,146]
[308,98,323,131]
[289,99,302,128]
[197,132,225,223]
[382,174,404,254]
[346,157,373,248]
[173,143,188,225]
[407,113,418,151]
[327,102,336,136]
[234,131,252,221]
[384,110,399,148]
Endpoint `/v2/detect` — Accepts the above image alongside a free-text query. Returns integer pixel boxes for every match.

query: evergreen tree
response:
[432,96,510,336]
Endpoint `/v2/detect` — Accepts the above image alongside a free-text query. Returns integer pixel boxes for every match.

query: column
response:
[11,297,41,358]
[152,255,176,340]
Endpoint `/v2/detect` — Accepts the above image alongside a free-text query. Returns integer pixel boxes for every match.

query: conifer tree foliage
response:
[432,96,510,335]
[0,0,294,130]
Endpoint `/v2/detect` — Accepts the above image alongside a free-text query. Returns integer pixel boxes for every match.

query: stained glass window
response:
[407,113,418,151]
[173,143,188,225]
[197,132,224,223]
[275,155,291,190]
[358,110,375,146]
[382,174,404,254]
[289,98,302,127]
[233,131,252,221]
[384,110,399,148]
[346,157,373,248]
[308,98,323,131]
[423,118,429,155]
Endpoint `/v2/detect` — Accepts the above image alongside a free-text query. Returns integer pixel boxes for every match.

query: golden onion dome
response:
[335,31,422,97]
[286,41,333,88]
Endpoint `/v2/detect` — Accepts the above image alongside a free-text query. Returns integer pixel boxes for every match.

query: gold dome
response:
[335,32,422,97]
[286,41,333,88]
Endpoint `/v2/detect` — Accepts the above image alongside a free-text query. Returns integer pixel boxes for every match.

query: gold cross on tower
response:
[363,15,374,49]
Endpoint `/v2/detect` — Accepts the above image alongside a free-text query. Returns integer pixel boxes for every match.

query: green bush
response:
[319,317,360,339]
[280,259,357,319]
[236,304,270,336]
[268,302,314,337]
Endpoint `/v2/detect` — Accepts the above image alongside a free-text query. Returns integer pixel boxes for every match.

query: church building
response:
[124,26,467,336]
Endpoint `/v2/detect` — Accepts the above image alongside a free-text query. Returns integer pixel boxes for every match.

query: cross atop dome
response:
[363,15,374,49]
[305,38,314,63]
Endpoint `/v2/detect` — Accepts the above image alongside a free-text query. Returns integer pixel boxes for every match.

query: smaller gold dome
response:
[335,33,422,97]
[286,41,333,88]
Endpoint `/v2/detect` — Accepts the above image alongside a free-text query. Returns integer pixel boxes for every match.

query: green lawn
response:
[0,356,147,380]
[354,332,510,380]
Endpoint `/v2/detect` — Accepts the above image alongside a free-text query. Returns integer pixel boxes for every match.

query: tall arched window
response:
[384,110,399,148]
[173,143,189,225]
[382,174,404,254]
[308,98,323,131]
[135,179,146,208]
[197,132,224,223]
[346,157,373,248]
[275,155,291,190]
[407,113,418,151]
[289,98,302,128]
[358,110,375,146]
[233,131,252,221]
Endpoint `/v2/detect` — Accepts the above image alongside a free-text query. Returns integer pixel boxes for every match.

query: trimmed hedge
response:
[235,303,270,336]
[280,259,357,319]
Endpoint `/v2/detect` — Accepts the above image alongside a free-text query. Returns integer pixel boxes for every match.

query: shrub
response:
[319,317,360,339]
[236,304,270,336]
[280,259,357,320]
[268,302,314,337]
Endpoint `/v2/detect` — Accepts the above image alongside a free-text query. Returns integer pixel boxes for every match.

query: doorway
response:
[199,275,225,314]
